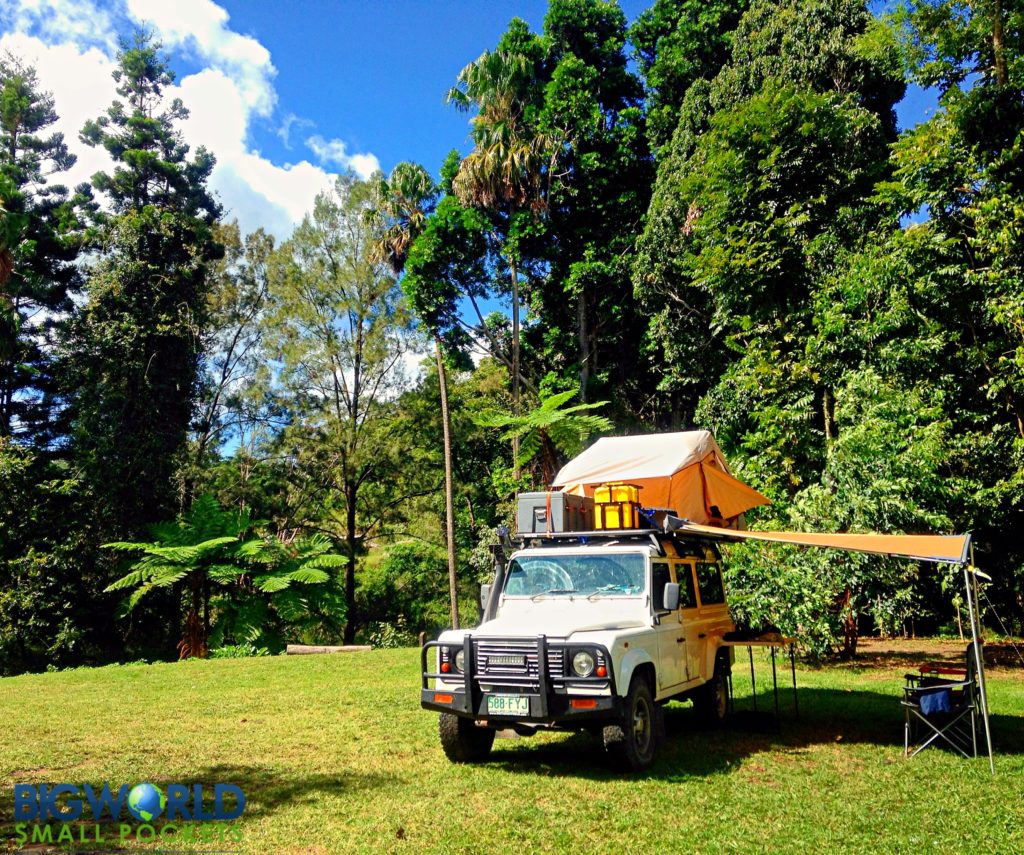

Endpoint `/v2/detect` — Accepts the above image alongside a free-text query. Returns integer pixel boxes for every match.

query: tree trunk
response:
[436,337,460,630]
[993,0,1008,85]
[577,289,589,402]
[510,255,520,478]
[840,584,858,658]
[202,573,210,649]
[823,387,836,442]
[0,287,15,436]
[343,480,358,644]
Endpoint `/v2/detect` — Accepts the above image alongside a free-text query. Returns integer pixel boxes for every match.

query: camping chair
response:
[902,645,980,759]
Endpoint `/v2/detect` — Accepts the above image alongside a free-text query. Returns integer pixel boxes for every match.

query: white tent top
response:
[552,431,728,486]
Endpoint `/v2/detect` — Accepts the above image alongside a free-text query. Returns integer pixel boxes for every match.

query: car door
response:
[673,560,702,681]
[695,558,732,644]
[652,560,686,691]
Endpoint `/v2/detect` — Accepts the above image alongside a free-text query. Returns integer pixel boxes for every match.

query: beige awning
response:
[667,520,972,565]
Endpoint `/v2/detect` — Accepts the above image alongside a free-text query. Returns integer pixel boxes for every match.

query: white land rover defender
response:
[420,526,735,771]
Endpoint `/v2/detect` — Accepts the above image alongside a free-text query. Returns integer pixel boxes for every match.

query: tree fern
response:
[103,495,344,657]
[474,390,613,482]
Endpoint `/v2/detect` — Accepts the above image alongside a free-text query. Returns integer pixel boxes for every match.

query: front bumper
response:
[420,636,619,725]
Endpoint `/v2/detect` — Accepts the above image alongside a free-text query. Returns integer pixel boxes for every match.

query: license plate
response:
[487,694,531,716]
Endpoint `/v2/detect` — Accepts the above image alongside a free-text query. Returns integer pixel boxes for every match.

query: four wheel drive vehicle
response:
[420,527,735,771]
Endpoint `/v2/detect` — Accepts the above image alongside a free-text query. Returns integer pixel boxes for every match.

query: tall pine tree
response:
[0,54,82,444]
[70,32,220,539]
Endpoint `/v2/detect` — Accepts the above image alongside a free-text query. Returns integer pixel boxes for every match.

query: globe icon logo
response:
[126,783,165,823]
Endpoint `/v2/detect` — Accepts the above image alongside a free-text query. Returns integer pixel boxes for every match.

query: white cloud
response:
[276,112,313,149]
[4,0,116,50]
[305,134,381,179]
[125,0,276,117]
[232,152,335,226]
[0,0,380,238]
[0,31,118,191]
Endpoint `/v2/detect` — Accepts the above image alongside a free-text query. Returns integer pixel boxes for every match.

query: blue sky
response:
[214,0,652,178]
[0,0,936,239]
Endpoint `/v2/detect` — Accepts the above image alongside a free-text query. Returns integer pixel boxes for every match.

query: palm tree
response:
[446,49,559,473]
[370,163,463,629]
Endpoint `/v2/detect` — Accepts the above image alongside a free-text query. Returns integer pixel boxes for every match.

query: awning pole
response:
[965,542,994,774]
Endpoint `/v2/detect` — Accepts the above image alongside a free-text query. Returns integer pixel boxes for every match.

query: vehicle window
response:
[673,562,697,608]
[696,562,725,605]
[652,562,670,611]
[504,553,645,597]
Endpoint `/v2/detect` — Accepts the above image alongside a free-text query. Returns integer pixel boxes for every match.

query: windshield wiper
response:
[531,588,576,601]
[587,584,632,601]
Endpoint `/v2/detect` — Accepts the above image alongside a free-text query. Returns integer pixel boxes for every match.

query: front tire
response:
[603,675,663,771]
[439,713,495,762]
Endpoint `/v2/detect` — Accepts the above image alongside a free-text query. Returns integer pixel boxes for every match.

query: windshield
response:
[504,553,646,598]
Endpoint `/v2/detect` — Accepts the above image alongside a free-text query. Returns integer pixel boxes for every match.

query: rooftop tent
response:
[551,431,769,527]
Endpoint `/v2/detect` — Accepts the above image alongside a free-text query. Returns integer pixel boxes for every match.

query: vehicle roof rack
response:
[515,528,659,540]
[512,528,664,556]
[511,526,725,560]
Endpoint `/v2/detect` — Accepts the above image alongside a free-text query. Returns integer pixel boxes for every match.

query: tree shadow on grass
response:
[483,687,1024,781]
[169,763,398,821]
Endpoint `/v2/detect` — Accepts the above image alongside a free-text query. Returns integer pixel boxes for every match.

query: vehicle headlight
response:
[572,650,595,677]
[454,648,465,673]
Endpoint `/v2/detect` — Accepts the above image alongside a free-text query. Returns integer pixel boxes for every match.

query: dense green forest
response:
[1,0,1021,673]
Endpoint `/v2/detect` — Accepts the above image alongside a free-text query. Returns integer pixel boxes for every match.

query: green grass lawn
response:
[2,643,1022,854]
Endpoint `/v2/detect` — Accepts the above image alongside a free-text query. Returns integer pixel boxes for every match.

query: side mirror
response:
[480,584,492,610]
[662,583,680,611]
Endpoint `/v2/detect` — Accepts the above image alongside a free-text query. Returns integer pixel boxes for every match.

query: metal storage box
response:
[516,491,594,534]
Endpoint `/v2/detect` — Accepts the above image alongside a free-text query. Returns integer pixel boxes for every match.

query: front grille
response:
[546,647,564,678]
[476,639,539,676]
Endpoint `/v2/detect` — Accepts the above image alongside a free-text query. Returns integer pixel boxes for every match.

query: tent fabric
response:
[700,462,773,521]
[666,520,972,565]
[551,431,769,527]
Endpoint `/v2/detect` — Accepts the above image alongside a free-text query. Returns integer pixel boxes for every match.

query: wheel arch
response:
[618,650,655,696]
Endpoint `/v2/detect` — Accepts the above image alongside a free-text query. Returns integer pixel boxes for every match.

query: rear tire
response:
[439,713,495,762]
[694,670,729,726]
[603,675,663,771]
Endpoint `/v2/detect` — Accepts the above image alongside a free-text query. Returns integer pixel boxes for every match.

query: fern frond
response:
[102,540,152,553]
[298,554,346,570]
[287,567,330,584]
[253,575,292,593]
[104,566,157,592]
[237,537,279,563]
[127,582,157,610]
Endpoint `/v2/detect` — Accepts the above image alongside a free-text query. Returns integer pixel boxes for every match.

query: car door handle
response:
[676,637,685,644]
[698,633,707,638]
